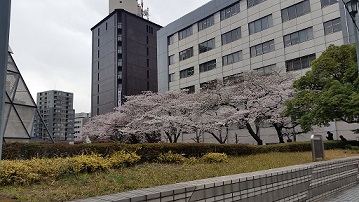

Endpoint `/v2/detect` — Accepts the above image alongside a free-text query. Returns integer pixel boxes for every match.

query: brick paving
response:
[322,184,359,202]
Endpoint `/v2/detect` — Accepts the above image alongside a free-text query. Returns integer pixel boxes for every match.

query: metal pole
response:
[353,16,359,73]
[0,0,12,161]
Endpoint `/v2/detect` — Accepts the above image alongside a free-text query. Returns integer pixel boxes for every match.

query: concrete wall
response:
[71,156,359,202]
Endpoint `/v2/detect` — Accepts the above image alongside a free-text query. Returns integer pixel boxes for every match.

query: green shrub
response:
[157,151,186,164]
[200,153,228,163]
[3,141,359,162]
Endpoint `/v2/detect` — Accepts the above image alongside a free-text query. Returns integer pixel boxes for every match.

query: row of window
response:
[168,0,338,45]
[173,53,316,91]
[169,17,341,64]
[169,51,315,82]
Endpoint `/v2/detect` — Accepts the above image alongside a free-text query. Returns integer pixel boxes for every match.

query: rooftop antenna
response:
[140,0,150,20]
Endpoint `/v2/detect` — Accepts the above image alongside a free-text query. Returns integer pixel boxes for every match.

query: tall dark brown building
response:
[91,9,161,116]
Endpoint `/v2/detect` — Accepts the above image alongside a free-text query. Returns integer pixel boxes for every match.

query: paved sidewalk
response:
[322,184,359,202]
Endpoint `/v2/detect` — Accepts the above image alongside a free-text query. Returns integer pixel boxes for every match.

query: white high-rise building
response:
[109,0,141,15]
[74,113,91,142]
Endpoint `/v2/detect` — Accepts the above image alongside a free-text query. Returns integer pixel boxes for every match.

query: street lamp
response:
[346,0,359,73]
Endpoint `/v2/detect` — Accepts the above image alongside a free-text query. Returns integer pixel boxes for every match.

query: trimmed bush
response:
[200,153,228,163]
[3,140,359,161]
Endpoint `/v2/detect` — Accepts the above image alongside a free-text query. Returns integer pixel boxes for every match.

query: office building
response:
[156,0,359,143]
[74,112,91,141]
[34,90,75,141]
[91,9,161,116]
[157,0,354,93]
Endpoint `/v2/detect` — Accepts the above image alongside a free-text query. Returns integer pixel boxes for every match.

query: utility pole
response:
[0,0,12,162]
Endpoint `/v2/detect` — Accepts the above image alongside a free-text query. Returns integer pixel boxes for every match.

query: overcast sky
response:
[9,0,210,113]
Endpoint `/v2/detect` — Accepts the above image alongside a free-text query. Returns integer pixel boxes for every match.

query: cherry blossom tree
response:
[83,70,295,145]
[121,90,199,143]
[194,70,295,145]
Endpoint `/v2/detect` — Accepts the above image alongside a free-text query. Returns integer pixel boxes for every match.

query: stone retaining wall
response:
[71,157,359,202]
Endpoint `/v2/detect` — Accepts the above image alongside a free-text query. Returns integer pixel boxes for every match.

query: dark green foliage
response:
[3,141,358,161]
[283,44,359,132]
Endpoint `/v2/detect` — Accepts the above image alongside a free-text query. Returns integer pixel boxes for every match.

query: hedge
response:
[2,140,359,161]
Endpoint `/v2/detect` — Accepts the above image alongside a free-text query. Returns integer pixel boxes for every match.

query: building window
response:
[97,61,99,70]
[178,26,193,40]
[282,0,311,22]
[283,27,314,47]
[168,34,174,45]
[220,2,240,21]
[255,64,276,76]
[97,96,99,105]
[97,73,99,81]
[147,82,150,90]
[321,0,338,7]
[147,59,150,67]
[198,15,215,31]
[323,18,342,35]
[106,22,108,30]
[223,51,243,66]
[97,38,100,47]
[146,36,149,44]
[222,27,241,45]
[182,85,195,93]
[169,73,175,82]
[146,47,149,56]
[97,84,99,93]
[248,0,267,8]
[180,67,194,79]
[97,50,100,58]
[96,108,99,115]
[200,80,217,90]
[168,54,175,65]
[97,28,100,36]
[249,15,273,35]
[199,60,216,73]
[286,54,316,72]
[250,40,275,57]
[147,70,150,79]
[199,38,215,54]
[179,47,194,61]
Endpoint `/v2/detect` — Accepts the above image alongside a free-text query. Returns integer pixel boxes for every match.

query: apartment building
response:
[34,90,75,141]
[74,112,91,141]
[157,0,354,93]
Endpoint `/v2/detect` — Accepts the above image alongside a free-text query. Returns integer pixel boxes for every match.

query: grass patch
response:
[0,150,358,202]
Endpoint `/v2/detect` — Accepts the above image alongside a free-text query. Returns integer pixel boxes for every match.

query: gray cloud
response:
[9,0,210,113]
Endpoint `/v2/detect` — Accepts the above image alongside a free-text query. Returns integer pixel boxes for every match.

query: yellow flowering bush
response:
[200,153,229,163]
[68,154,110,173]
[157,151,186,164]
[0,150,142,186]
[109,150,141,168]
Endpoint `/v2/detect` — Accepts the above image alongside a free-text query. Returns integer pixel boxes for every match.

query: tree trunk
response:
[165,131,173,143]
[246,123,263,145]
[273,123,285,143]
[208,131,226,144]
